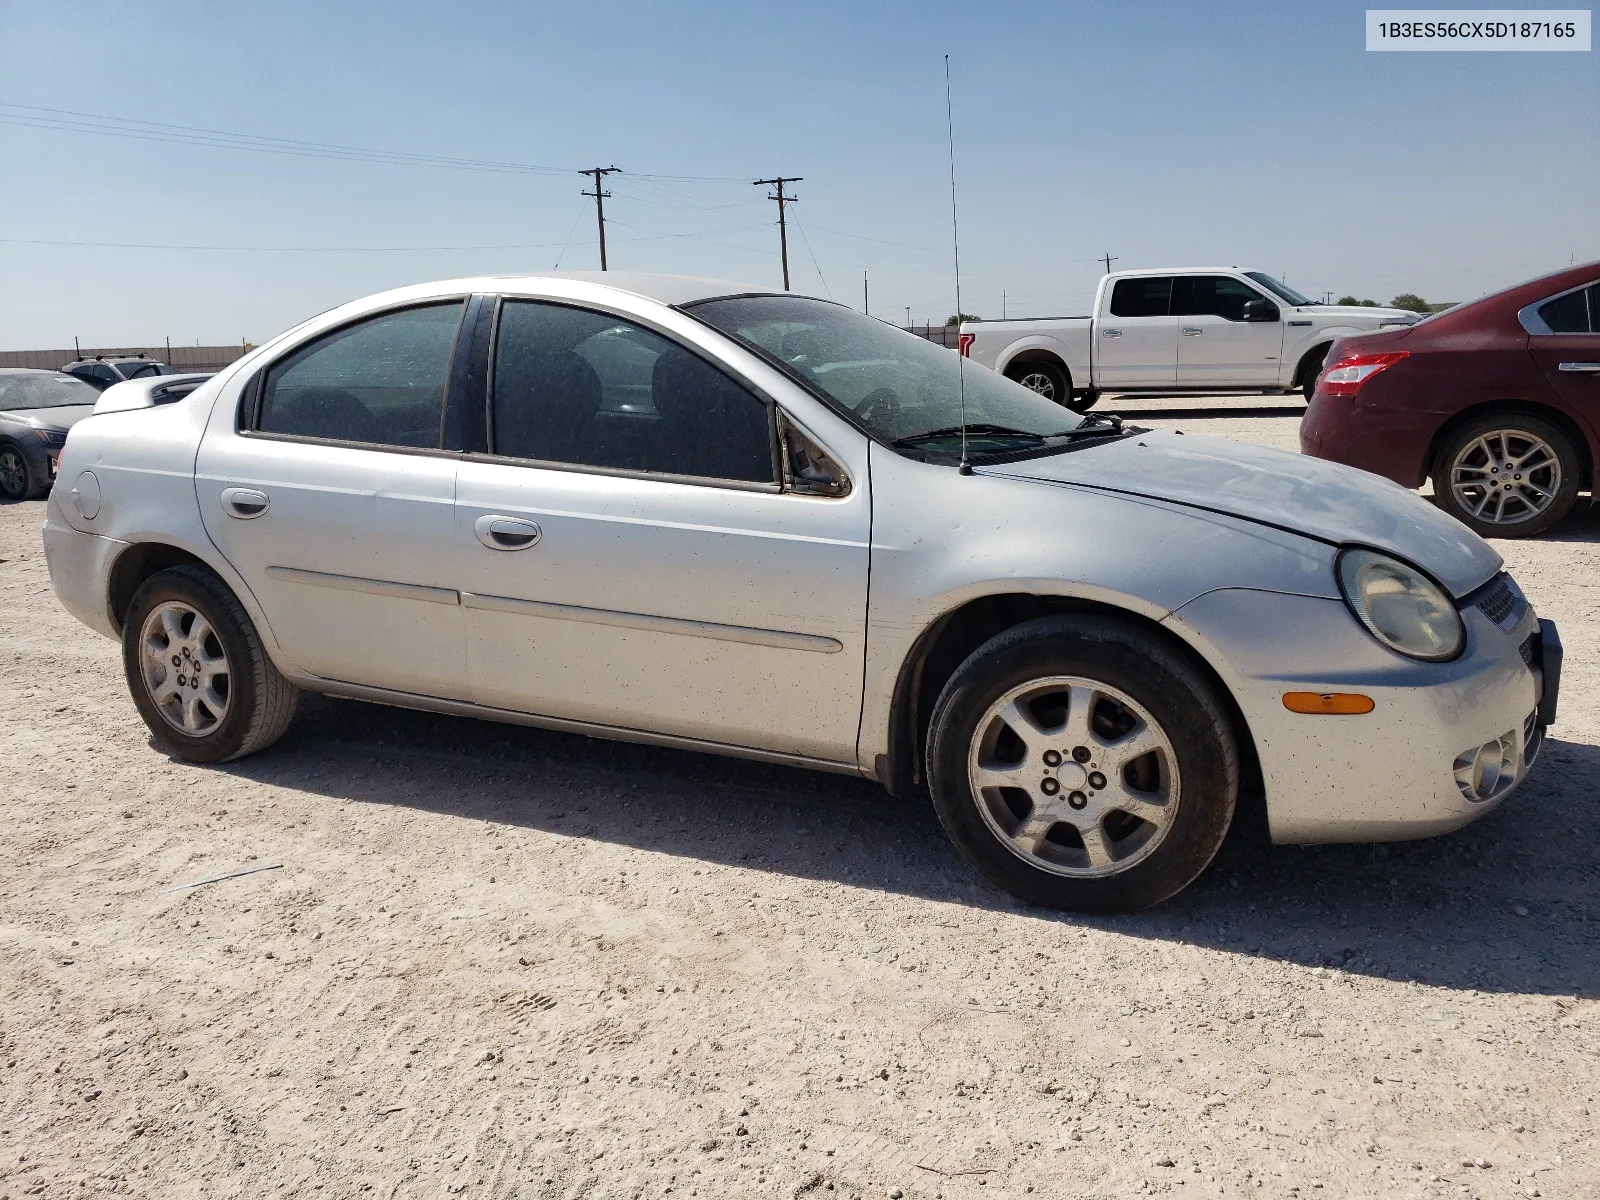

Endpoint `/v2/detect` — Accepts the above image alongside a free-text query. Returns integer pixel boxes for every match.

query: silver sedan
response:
[43,273,1561,911]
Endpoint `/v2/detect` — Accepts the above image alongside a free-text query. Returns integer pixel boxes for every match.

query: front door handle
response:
[474,514,542,551]
[1181,326,1204,336]
[221,487,269,519]
[1557,362,1600,374]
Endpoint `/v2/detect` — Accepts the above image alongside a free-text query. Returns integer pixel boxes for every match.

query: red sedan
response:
[1302,261,1600,537]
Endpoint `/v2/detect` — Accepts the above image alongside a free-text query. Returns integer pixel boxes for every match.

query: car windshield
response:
[687,294,1088,453]
[1244,272,1315,307]
[0,373,101,411]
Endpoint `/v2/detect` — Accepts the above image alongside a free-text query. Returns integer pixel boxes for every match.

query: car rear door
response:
[451,296,870,763]
[1525,281,1600,418]
[1095,276,1177,389]
[1173,275,1283,387]
[196,299,472,700]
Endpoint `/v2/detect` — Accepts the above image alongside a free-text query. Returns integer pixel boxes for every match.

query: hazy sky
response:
[2,0,1596,347]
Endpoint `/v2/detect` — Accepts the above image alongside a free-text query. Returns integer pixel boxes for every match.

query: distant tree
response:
[945,313,982,326]
[1336,295,1382,307]
[1391,293,1432,313]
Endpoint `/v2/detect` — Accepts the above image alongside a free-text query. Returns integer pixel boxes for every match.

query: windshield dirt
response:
[0,373,100,411]
[687,295,1088,455]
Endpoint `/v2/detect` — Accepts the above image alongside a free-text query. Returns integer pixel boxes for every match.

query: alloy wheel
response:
[0,447,26,498]
[1449,430,1562,526]
[1016,370,1057,400]
[139,601,232,735]
[967,675,1180,878]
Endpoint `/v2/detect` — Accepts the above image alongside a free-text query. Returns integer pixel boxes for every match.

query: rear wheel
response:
[926,615,1238,912]
[1005,360,1096,413]
[122,564,300,762]
[1430,412,1581,538]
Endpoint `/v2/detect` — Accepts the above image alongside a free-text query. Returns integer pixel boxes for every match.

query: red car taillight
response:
[958,333,974,357]
[1317,350,1409,397]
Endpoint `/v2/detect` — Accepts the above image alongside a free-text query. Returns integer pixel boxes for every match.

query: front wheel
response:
[1430,413,1581,538]
[926,615,1238,912]
[122,564,301,763]
[0,443,41,501]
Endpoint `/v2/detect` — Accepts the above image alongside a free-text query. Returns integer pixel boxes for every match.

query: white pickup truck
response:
[960,268,1420,412]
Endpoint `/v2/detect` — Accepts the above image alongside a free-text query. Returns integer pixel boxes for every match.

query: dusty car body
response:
[43,274,1559,910]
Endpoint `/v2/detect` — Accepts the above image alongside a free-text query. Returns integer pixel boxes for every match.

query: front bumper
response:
[1167,584,1551,845]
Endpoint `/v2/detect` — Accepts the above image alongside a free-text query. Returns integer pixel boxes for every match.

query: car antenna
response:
[944,55,972,476]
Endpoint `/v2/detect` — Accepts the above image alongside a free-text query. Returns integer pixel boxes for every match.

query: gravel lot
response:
[2,404,1596,1200]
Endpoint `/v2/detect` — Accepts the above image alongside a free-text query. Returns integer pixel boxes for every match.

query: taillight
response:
[1317,350,1409,397]
[958,333,974,357]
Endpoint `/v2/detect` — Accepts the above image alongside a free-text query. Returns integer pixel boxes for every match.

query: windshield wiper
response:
[891,423,1046,448]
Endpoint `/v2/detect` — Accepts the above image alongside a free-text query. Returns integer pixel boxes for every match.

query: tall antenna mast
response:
[945,55,971,476]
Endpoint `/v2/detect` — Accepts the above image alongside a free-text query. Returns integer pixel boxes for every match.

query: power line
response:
[581,166,622,270]
[0,102,753,183]
[789,213,833,300]
[752,176,801,290]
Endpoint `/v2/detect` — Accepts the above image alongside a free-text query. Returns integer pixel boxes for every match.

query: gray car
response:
[0,369,101,500]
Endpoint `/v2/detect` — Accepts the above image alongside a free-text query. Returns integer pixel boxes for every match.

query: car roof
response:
[0,367,79,376]
[428,271,781,306]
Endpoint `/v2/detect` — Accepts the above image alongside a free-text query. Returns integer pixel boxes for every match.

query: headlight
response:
[1336,547,1464,662]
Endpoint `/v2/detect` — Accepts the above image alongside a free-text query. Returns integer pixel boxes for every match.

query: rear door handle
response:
[474,514,542,550]
[1101,328,1122,338]
[221,487,269,519]
[1181,326,1204,335]
[1558,362,1600,374]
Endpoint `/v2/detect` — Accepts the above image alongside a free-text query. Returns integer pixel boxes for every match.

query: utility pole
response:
[1002,290,1007,320]
[753,176,802,289]
[1101,252,1118,275]
[863,271,869,316]
[905,306,912,329]
[581,166,621,270]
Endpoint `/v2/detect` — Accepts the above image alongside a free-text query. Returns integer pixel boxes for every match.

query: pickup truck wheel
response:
[1298,344,1330,401]
[1430,413,1581,538]
[122,564,301,763]
[1005,362,1070,407]
[926,614,1238,913]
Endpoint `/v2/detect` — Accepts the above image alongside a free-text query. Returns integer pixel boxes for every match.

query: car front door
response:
[1526,281,1600,418]
[452,297,870,763]
[196,300,472,700]
[1173,275,1283,387]
[1095,276,1177,389]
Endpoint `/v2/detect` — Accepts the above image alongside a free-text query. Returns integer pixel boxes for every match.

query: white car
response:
[43,273,1560,911]
[960,268,1420,410]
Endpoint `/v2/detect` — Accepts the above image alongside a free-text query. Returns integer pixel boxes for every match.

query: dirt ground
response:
[1,405,1596,1200]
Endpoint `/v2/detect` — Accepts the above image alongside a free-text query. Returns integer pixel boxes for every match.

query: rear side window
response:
[1108,277,1173,318]
[1537,285,1597,334]
[257,302,464,447]
[490,300,775,484]
[1172,275,1266,321]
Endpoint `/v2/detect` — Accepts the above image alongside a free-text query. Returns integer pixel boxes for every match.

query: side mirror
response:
[1242,299,1279,323]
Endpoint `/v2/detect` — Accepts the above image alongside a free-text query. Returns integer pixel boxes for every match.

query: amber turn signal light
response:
[1282,691,1375,715]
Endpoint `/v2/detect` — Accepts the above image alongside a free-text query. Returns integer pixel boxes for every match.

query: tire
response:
[0,443,42,501]
[1430,412,1582,538]
[1004,361,1096,414]
[1298,344,1331,402]
[122,564,300,763]
[926,614,1238,912]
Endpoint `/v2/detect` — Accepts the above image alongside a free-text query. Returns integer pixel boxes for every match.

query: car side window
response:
[75,364,118,387]
[256,301,464,448]
[1108,277,1173,318]
[1172,275,1264,321]
[491,300,776,484]
[1537,285,1597,334]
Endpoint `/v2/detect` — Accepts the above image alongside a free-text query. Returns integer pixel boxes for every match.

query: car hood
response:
[984,429,1502,596]
[0,404,98,432]
[1299,304,1418,325]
